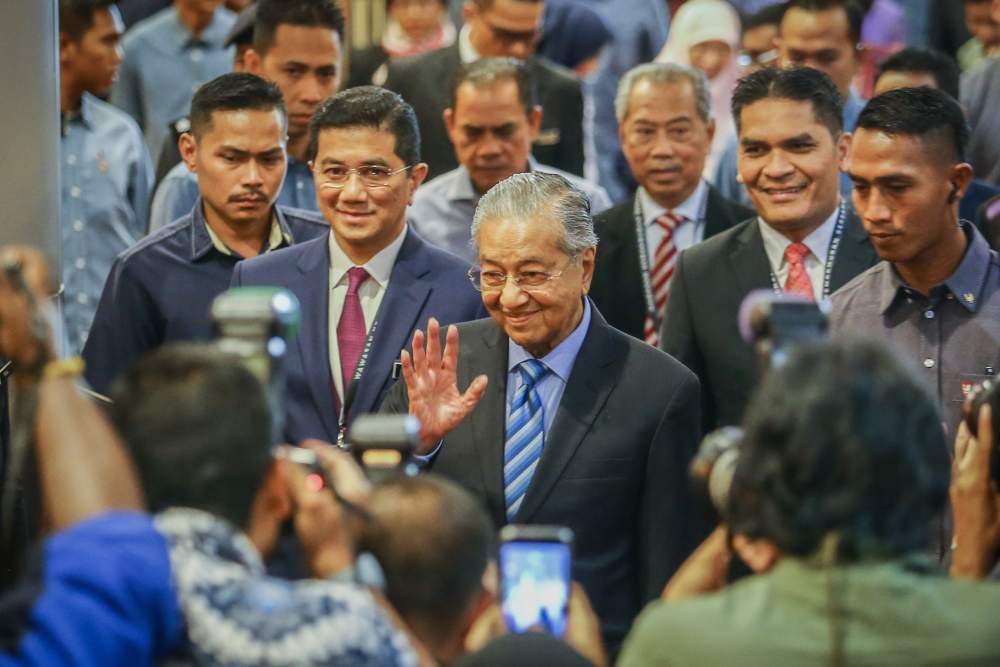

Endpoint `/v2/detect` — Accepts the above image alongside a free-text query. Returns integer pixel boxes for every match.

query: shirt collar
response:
[328,223,409,289]
[507,298,591,383]
[190,199,292,260]
[458,24,480,64]
[448,165,481,203]
[637,180,709,227]
[879,222,994,314]
[758,202,840,269]
[169,6,230,50]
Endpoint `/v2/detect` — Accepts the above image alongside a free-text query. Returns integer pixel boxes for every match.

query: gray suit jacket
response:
[382,305,708,649]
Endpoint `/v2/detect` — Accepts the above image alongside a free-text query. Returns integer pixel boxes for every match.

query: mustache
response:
[228,190,269,203]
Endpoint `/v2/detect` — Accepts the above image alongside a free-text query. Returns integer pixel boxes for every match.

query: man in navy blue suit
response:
[232,86,485,444]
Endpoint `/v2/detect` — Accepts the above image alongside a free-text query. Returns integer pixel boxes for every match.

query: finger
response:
[426,318,442,370]
[322,448,372,506]
[955,420,972,468]
[975,404,994,470]
[443,324,460,373]
[411,328,426,376]
[461,374,489,409]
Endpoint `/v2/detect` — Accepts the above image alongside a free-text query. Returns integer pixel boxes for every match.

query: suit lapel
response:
[516,306,625,523]
[704,186,730,238]
[350,230,432,420]
[466,323,509,525]
[727,219,774,296]
[829,209,876,292]
[293,238,341,439]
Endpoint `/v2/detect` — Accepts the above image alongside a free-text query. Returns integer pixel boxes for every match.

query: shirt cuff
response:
[412,440,443,467]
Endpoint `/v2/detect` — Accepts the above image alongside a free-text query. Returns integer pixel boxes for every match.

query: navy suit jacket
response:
[230,227,486,444]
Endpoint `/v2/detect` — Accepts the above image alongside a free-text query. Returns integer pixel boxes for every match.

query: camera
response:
[963,379,1000,485]
[690,426,743,517]
[346,414,421,483]
[739,290,828,372]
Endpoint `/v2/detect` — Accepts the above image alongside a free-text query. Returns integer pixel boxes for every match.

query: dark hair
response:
[732,66,844,136]
[59,0,116,41]
[876,47,961,101]
[253,0,345,55]
[188,72,287,138]
[450,57,536,116]
[307,86,420,164]
[742,2,787,33]
[362,475,495,646]
[108,344,273,529]
[857,86,969,163]
[782,0,865,45]
[729,340,949,561]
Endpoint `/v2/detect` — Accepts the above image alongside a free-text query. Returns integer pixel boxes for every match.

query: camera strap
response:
[632,189,708,332]
[337,318,379,447]
[766,202,846,300]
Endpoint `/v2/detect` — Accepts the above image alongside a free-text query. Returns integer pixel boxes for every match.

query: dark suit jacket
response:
[382,306,708,649]
[382,43,585,179]
[231,228,486,444]
[590,186,754,340]
[659,210,878,432]
[345,44,389,90]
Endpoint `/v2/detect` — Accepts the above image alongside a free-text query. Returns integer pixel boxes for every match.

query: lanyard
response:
[337,317,379,447]
[632,191,708,326]
[766,203,846,300]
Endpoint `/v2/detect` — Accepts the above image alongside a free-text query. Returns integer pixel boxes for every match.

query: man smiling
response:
[84,73,329,394]
[231,86,484,444]
[659,66,877,431]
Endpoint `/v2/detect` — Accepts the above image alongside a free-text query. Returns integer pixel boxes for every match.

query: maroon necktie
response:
[643,212,683,346]
[337,266,371,395]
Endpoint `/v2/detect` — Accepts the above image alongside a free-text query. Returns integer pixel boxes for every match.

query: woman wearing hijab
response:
[655,0,741,178]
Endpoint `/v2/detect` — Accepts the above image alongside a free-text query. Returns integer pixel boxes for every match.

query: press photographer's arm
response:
[950,404,1000,579]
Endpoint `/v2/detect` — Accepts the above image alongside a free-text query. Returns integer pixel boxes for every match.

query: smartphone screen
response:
[500,539,572,637]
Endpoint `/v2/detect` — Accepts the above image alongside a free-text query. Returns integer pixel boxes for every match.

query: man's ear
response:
[527,105,543,139]
[705,118,716,145]
[58,32,75,67]
[243,47,262,74]
[949,162,975,202]
[836,131,852,172]
[443,108,456,140]
[407,162,430,205]
[178,132,199,173]
[731,534,780,574]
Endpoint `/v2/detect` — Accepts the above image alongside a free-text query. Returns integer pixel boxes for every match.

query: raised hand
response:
[400,318,488,454]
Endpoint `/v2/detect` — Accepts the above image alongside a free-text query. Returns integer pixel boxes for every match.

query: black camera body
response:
[964,379,1000,485]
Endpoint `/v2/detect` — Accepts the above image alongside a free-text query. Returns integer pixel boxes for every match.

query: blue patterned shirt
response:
[111,6,234,164]
[61,92,154,354]
[149,157,319,231]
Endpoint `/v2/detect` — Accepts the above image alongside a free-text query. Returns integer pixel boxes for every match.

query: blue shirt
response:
[411,160,612,264]
[149,156,319,231]
[61,93,154,355]
[0,511,180,667]
[506,298,592,438]
[713,89,867,207]
[82,201,329,394]
[111,6,234,163]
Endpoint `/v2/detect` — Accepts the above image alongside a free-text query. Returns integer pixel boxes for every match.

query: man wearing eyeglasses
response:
[83,72,330,395]
[230,86,485,445]
[382,171,708,655]
[380,0,585,181]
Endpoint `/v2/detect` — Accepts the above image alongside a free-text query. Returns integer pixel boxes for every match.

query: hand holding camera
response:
[952,401,1000,579]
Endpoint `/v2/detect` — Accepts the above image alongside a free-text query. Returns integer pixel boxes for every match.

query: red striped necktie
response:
[783,242,815,302]
[644,212,684,346]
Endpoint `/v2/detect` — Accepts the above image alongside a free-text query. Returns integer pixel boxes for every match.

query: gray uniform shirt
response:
[830,223,1000,435]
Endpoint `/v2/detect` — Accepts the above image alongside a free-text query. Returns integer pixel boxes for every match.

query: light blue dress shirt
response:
[712,89,867,207]
[410,160,612,264]
[61,92,154,354]
[506,298,592,438]
[148,157,319,231]
[111,6,234,164]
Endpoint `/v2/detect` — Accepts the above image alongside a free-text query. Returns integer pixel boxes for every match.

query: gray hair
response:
[471,172,598,257]
[614,62,713,124]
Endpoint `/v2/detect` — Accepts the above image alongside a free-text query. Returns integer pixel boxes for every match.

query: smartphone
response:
[499,525,573,638]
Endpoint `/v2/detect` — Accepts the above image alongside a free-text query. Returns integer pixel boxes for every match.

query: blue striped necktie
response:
[504,359,548,520]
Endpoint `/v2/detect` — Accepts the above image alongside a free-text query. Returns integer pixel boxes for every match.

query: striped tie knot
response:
[656,212,684,235]
[517,358,547,386]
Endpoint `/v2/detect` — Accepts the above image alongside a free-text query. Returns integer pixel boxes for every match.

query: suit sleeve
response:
[638,369,707,603]
[659,250,714,431]
[82,258,163,396]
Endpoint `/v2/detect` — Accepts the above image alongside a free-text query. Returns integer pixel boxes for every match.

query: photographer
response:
[0,246,179,665]
[618,340,1000,666]
[107,344,427,666]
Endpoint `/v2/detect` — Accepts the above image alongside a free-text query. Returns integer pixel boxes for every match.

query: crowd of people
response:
[3,0,1000,664]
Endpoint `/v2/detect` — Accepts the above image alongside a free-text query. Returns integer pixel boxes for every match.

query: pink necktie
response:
[644,212,683,346]
[783,242,815,302]
[338,266,370,395]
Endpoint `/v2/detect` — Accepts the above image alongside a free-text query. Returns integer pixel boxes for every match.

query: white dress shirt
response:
[758,204,840,300]
[638,179,710,257]
[327,225,408,403]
